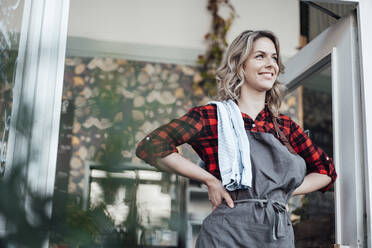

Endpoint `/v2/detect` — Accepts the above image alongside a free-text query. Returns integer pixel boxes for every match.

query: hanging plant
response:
[195,0,236,97]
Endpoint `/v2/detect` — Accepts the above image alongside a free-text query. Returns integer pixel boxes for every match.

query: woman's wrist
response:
[204,175,219,187]
[291,187,302,196]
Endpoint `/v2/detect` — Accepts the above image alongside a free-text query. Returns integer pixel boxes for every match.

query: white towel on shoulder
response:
[207,99,253,191]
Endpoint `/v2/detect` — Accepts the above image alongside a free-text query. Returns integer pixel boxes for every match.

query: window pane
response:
[282,63,335,247]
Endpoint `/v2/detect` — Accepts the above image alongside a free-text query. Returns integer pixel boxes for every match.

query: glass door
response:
[283,59,335,247]
[279,13,364,247]
[50,1,203,247]
[0,0,25,240]
[0,1,70,247]
[0,0,24,178]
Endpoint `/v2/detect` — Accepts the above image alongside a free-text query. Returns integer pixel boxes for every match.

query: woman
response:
[136,30,337,247]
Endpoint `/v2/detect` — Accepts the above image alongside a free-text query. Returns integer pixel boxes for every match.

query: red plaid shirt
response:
[136,104,337,192]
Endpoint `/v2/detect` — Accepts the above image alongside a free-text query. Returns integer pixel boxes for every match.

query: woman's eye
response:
[256,55,263,59]
[273,57,278,62]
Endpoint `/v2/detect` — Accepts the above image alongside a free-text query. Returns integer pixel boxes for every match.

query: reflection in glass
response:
[51,1,213,246]
[52,54,202,246]
[284,63,335,247]
[88,169,180,246]
[0,0,23,177]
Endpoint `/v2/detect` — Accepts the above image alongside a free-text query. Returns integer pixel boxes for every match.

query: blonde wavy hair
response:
[216,30,286,116]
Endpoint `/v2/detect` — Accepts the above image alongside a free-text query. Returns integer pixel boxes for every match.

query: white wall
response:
[229,0,300,57]
[68,0,300,58]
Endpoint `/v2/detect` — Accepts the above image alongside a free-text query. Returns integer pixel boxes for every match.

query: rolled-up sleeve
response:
[289,120,337,192]
[135,106,204,166]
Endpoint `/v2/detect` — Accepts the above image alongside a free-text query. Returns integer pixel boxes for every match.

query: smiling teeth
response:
[259,73,273,76]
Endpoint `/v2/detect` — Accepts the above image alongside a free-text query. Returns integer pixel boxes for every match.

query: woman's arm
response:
[156,153,234,210]
[136,106,233,209]
[292,173,332,196]
[288,118,337,193]
[136,107,204,167]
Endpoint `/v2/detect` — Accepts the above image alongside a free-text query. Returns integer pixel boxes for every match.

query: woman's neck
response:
[237,87,266,120]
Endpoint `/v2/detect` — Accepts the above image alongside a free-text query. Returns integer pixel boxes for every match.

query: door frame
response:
[4,0,372,247]
[3,0,70,247]
[279,12,364,247]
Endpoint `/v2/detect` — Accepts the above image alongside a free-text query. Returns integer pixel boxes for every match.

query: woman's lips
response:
[258,72,274,79]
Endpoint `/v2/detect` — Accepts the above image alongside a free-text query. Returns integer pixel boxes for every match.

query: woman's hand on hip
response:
[205,178,234,210]
[155,153,235,210]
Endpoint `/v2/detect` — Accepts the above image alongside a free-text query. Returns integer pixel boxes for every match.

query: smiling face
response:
[243,37,279,93]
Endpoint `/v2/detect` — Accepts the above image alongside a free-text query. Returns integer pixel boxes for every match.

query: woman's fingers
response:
[208,183,235,209]
[222,191,234,208]
[210,199,220,210]
[209,192,222,209]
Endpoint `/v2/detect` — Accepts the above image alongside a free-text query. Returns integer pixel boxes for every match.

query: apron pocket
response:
[223,214,270,232]
[220,215,275,246]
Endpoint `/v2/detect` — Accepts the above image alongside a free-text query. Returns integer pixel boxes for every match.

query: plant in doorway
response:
[195,0,236,97]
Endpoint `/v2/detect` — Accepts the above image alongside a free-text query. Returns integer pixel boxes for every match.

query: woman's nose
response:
[265,57,275,67]
[265,57,277,70]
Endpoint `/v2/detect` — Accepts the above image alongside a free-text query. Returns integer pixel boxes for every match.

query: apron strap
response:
[271,115,297,155]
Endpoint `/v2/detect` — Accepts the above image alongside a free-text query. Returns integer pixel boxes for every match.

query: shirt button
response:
[145,136,151,141]
[252,124,255,128]
[326,156,329,161]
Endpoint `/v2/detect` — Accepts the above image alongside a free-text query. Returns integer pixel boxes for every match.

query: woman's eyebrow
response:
[254,50,278,56]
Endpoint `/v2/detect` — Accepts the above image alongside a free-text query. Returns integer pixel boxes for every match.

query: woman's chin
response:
[260,83,275,91]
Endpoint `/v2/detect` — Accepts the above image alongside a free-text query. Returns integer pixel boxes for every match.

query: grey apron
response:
[196,130,307,248]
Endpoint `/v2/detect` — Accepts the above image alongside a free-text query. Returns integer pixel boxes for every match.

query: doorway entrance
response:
[280,13,364,247]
